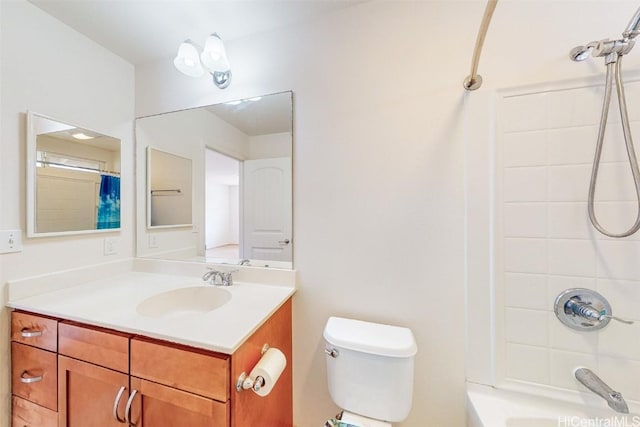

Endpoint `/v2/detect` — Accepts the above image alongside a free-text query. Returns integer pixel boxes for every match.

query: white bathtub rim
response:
[494,379,640,414]
[467,381,640,427]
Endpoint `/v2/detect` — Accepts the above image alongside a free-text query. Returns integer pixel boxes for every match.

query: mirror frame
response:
[26,110,122,237]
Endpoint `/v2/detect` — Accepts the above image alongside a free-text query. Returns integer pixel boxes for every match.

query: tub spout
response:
[574,368,629,414]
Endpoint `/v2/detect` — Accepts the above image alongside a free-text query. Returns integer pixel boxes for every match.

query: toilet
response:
[323,316,418,427]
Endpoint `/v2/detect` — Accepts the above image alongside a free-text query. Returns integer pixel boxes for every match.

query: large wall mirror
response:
[135,91,293,269]
[26,112,121,237]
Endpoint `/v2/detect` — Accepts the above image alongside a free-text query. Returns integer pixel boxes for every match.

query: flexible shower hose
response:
[588,55,640,237]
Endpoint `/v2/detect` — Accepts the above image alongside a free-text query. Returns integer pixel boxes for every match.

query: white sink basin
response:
[136,286,232,318]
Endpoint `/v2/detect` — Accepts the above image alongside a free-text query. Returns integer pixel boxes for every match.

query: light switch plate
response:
[104,237,118,255]
[0,229,23,254]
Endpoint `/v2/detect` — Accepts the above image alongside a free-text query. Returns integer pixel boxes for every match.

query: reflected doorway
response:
[205,148,241,260]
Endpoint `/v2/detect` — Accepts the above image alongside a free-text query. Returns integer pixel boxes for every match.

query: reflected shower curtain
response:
[97,175,121,229]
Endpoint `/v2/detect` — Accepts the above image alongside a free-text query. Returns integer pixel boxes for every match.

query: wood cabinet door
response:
[58,356,129,427]
[129,377,230,427]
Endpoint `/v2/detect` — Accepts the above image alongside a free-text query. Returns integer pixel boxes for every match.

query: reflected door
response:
[242,157,292,261]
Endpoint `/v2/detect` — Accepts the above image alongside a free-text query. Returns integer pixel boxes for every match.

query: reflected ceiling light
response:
[224,96,263,106]
[174,33,231,89]
[71,132,94,140]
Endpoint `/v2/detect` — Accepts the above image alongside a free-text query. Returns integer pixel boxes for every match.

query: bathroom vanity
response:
[8,269,294,427]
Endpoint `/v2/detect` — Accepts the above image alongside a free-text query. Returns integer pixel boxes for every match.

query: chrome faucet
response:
[202,269,237,286]
[202,269,222,285]
[574,368,629,413]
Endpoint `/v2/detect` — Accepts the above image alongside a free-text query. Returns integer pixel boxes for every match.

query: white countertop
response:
[7,271,295,354]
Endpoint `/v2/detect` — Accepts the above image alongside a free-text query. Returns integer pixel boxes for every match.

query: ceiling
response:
[28,0,365,65]
[206,92,291,136]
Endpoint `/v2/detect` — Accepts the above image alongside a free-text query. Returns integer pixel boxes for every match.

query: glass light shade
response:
[200,33,230,72]
[173,40,204,77]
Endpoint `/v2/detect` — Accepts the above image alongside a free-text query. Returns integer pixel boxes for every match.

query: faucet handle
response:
[221,270,239,286]
[599,314,635,325]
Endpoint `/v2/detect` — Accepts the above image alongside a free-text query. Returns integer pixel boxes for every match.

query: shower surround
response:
[495,78,640,401]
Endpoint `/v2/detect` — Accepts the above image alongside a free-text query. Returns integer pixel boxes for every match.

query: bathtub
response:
[467,382,640,427]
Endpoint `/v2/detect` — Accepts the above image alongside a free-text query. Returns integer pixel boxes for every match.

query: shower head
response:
[570,45,593,62]
[623,6,640,40]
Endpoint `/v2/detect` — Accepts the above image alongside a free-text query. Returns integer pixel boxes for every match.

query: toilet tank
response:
[323,317,417,423]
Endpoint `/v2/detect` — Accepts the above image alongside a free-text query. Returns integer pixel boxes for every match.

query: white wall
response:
[249,132,291,159]
[137,2,471,426]
[0,0,5,422]
[205,148,240,249]
[205,183,237,248]
[0,0,134,424]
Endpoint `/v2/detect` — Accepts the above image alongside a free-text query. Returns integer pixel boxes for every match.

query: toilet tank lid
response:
[323,317,417,358]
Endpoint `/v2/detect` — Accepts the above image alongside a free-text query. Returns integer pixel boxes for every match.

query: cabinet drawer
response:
[11,311,58,352]
[131,338,230,402]
[11,342,57,411]
[12,395,57,427]
[59,322,130,373]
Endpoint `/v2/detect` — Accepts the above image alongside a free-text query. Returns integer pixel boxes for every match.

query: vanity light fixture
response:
[174,33,232,89]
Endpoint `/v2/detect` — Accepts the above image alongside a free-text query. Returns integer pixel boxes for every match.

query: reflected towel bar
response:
[463,0,498,91]
[150,189,182,196]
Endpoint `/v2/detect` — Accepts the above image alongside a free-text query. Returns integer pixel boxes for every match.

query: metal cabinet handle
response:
[125,389,138,426]
[20,371,43,383]
[20,328,43,338]
[112,386,127,423]
[279,239,290,245]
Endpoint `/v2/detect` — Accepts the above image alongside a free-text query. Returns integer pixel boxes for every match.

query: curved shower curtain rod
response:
[463,0,498,91]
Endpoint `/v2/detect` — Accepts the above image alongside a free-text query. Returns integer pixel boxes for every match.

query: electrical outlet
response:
[0,229,22,254]
[148,234,159,248]
[104,237,118,255]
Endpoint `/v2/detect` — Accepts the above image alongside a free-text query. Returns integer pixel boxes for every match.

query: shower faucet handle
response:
[598,314,634,325]
[554,288,632,331]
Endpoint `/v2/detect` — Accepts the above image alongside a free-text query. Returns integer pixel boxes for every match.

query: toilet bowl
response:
[323,316,417,426]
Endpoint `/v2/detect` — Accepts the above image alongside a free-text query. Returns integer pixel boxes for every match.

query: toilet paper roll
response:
[249,347,287,397]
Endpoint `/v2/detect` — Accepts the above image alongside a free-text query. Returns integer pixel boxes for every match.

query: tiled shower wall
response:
[499,80,640,399]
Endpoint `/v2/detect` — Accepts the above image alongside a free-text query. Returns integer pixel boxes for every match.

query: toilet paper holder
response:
[236,343,270,393]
